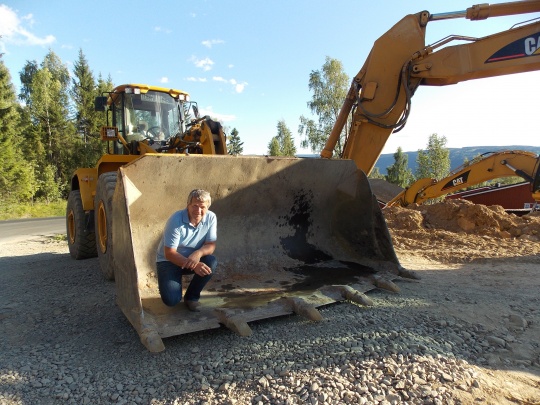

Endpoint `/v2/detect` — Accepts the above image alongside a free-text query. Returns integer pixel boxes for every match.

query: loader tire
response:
[95,172,118,281]
[66,190,97,260]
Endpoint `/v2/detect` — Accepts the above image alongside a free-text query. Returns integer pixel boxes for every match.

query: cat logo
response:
[441,170,471,191]
[486,34,540,63]
[525,36,540,56]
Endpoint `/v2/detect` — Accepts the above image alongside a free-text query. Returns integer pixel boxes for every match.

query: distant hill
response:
[375,146,540,175]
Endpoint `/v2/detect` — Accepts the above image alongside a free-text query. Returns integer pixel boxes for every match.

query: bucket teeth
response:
[337,285,374,306]
[372,277,400,293]
[139,315,165,353]
[398,266,421,280]
[282,297,323,321]
[214,310,252,337]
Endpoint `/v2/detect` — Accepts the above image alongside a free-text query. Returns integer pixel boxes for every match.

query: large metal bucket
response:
[112,154,408,351]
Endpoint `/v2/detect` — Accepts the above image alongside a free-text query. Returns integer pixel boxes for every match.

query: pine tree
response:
[268,120,297,157]
[0,59,36,202]
[368,167,385,180]
[386,147,414,187]
[71,49,104,168]
[227,128,244,155]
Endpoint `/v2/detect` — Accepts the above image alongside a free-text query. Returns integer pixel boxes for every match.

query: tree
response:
[368,167,385,180]
[18,60,38,104]
[0,59,35,202]
[71,49,105,168]
[227,128,244,155]
[416,133,451,181]
[298,57,350,156]
[26,51,76,200]
[268,120,297,156]
[386,147,414,187]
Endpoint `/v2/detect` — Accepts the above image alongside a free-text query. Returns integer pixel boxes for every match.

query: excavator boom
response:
[322,1,540,175]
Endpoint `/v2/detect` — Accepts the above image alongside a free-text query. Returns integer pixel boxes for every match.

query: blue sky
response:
[1,1,539,157]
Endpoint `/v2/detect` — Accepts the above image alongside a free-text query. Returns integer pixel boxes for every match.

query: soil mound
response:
[383,199,540,263]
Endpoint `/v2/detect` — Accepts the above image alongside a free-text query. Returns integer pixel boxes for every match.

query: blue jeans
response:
[156,255,217,307]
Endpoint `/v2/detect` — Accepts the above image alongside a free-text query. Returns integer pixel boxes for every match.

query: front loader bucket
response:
[112,154,409,352]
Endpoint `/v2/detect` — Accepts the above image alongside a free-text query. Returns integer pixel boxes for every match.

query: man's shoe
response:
[185,301,201,312]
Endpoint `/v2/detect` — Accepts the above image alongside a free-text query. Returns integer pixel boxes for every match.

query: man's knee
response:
[202,255,218,271]
[159,281,183,307]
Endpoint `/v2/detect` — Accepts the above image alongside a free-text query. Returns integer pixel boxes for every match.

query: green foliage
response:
[1,49,115,215]
[0,60,36,201]
[368,167,385,180]
[71,49,107,168]
[227,128,244,155]
[0,200,66,221]
[416,134,451,181]
[299,57,349,155]
[268,120,297,156]
[386,147,414,187]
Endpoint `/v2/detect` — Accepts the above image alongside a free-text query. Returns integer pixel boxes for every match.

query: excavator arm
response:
[386,150,540,207]
[321,1,540,175]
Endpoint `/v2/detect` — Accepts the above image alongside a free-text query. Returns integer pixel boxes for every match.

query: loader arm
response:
[386,150,540,207]
[321,1,540,175]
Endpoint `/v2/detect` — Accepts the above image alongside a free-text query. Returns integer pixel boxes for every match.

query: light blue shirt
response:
[156,209,217,262]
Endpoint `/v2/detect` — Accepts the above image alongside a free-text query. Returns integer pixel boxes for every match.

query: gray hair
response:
[187,189,211,207]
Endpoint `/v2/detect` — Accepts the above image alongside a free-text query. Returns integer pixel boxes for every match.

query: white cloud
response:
[0,4,55,49]
[234,82,246,93]
[202,39,224,48]
[213,76,248,93]
[160,77,169,84]
[199,106,236,123]
[154,26,172,34]
[189,56,214,71]
[186,77,208,82]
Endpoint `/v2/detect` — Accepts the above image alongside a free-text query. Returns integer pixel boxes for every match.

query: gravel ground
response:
[1,236,539,404]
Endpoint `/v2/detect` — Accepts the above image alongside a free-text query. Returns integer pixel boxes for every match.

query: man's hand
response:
[192,261,212,276]
[183,251,203,270]
[184,251,211,276]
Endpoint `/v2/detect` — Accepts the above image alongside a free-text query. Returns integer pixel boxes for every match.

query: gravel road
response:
[1,236,539,405]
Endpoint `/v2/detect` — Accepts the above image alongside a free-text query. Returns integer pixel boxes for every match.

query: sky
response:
[1,1,539,158]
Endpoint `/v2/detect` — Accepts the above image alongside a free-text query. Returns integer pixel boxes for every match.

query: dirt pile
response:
[383,199,540,263]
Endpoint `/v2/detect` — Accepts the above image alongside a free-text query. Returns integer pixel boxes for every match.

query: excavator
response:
[321,1,540,176]
[385,150,540,207]
[69,1,540,352]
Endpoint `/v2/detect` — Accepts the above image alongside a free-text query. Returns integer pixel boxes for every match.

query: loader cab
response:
[96,84,191,155]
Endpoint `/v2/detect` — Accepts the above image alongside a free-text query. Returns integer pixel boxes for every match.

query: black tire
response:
[94,172,118,281]
[66,190,97,259]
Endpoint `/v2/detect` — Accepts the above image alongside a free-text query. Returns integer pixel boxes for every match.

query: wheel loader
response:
[66,84,408,352]
[68,0,540,352]
[66,84,227,280]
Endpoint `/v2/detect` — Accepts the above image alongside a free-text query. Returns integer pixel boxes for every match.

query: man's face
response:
[187,198,209,225]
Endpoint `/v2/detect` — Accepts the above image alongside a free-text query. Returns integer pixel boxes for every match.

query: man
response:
[156,189,217,312]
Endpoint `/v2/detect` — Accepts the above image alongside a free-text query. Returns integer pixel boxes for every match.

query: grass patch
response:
[0,200,66,221]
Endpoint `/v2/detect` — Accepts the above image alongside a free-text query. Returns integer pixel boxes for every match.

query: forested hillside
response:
[375,145,540,176]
